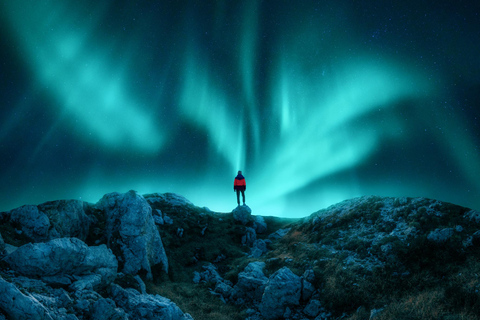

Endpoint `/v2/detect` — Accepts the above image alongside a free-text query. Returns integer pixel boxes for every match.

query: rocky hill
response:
[1,191,480,320]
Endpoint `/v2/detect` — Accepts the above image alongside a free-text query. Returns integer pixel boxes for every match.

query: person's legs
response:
[236,190,240,205]
[241,190,245,205]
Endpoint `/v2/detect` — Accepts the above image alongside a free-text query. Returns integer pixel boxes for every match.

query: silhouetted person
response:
[234,170,246,206]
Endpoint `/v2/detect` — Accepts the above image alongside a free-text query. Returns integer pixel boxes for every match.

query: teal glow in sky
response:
[1,1,479,217]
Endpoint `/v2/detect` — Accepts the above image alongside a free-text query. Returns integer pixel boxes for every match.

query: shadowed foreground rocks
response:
[1,193,480,319]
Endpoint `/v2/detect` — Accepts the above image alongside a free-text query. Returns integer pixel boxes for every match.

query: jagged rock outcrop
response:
[97,190,168,279]
[3,237,117,290]
[0,190,197,320]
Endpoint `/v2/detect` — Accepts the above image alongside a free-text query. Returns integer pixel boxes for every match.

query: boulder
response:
[304,299,323,318]
[233,205,252,225]
[145,193,193,207]
[253,216,267,234]
[194,263,223,284]
[214,282,233,298]
[268,228,291,240]
[230,261,268,303]
[38,200,91,241]
[259,267,302,320]
[0,276,54,320]
[3,237,117,290]
[242,227,257,247]
[6,200,91,243]
[7,205,52,242]
[250,239,268,258]
[98,190,168,278]
[110,284,193,320]
[90,298,128,320]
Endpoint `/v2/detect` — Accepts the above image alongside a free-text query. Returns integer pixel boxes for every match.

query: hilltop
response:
[1,191,480,319]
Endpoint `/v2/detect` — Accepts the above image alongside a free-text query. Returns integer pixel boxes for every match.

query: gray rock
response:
[268,228,291,240]
[145,192,193,207]
[195,263,224,284]
[242,227,257,247]
[302,279,315,302]
[253,216,267,234]
[134,275,147,294]
[303,269,316,283]
[233,205,252,225]
[98,190,168,278]
[0,276,54,320]
[4,238,117,290]
[250,239,268,258]
[38,200,91,241]
[230,261,268,303]
[259,267,302,320]
[192,272,201,284]
[110,284,193,320]
[464,210,480,223]
[91,298,128,320]
[304,299,322,317]
[370,307,384,319]
[153,209,164,225]
[163,214,174,225]
[214,282,233,298]
[7,205,52,242]
[6,200,91,243]
[427,228,454,243]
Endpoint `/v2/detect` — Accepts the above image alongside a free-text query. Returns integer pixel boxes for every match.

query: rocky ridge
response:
[1,193,480,319]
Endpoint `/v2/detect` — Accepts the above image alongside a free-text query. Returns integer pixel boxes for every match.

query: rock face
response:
[0,190,193,320]
[98,190,168,278]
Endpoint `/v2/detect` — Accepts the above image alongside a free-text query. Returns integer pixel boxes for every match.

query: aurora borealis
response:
[1,1,479,217]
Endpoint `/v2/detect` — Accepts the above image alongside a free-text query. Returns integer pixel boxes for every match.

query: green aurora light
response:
[1,1,479,217]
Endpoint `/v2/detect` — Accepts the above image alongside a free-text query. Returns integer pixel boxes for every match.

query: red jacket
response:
[234,174,246,191]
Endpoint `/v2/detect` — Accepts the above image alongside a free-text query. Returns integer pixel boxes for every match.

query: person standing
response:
[234,171,246,206]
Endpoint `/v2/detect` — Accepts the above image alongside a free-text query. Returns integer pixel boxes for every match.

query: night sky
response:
[1,1,479,217]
